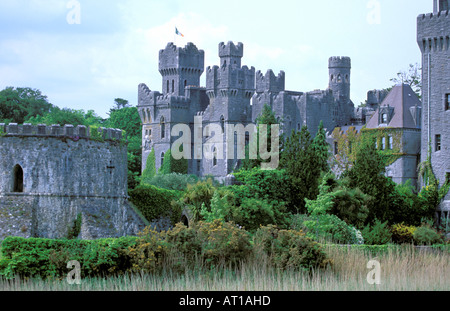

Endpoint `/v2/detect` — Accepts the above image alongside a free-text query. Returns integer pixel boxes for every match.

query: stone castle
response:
[137,42,358,181]
[0,0,447,240]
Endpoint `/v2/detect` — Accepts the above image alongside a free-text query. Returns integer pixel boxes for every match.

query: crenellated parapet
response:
[0,123,124,141]
[255,69,285,93]
[417,10,449,53]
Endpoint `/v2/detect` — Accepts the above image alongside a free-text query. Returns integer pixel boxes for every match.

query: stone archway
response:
[13,164,24,193]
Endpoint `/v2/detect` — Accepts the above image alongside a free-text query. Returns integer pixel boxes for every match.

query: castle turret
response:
[159,42,204,96]
[417,1,450,222]
[255,70,285,93]
[328,56,351,103]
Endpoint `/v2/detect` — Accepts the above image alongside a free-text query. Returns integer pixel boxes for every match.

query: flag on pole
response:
[175,27,184,37]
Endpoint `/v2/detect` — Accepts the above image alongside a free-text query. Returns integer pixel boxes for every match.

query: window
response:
[13,164,23,193]
[161,152,165,168]
[382,113,388,124]
[197,160,201,172]
[381,136,386,150]
[184,80,187,89]
[167,80,169,93]
[213,147,218,167]
[334,142,339,155]
[435,134,441,152]
[220,116,225,133]
[388,135,393,150]
[160,117,165,139]
[445,94,450,111]
[172,80,174,93]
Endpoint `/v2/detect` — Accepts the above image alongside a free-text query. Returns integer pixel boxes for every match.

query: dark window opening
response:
[167,80,169,93]
[161,152,165,168]
[13,164,24,193]
[334,142,339,155]
[172,80,174,93]
[445,94,449,111]
[161,117,165,139]
[435,134,441,152]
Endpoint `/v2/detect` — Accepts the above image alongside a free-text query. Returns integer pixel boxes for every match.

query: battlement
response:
[329,56,351,68]
[218,41,244,58]
[159,42,205,72]
[417,10,449,52]
[255,70,285,93]
[0,123,124,141]
[206,63,255,94]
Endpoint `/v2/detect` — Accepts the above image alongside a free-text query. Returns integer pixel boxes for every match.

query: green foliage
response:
[252,225,331,271]
[0,87,52,124]
[299,214,363,244]
[345,138,400,225]
[141,149,156,184]
[181,179,217,222]
[361,219,392,245]
[391,223,417,244]
[280,126,321,213]
[66,213,82,240]
[158,148,188,175]
[26,107,103,127]
[413,225,444,245]
[143,173,200,191]
[0,236,138,279]
[128,184,182,225]
[233,167,294,210]
[241,103,280,170]
[312,120,331,173]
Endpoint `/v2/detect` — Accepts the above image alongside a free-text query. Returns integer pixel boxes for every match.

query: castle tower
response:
[159,42,205,96]
[417,1,450,222]
[328,56,351,103]
[204,42,256,178]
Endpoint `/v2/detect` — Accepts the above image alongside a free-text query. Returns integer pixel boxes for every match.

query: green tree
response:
[279,125,321,214]
[385,63,422,99]
[312,120,331,173]
[242,104,280,170]
[26,106,104,127]
[158,148,188,175]
[0,87,52,123]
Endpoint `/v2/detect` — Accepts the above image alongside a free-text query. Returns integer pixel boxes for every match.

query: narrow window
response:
[213,147,218,167]
[382,113,388,124]
[167,80,169,93]
[435,134,441,152]
[388,135,393,150]
[197,160,201,172]
[160,117,165,139]
[220,116,225,133]
[381,136,386,150]
[445,94,450,111]
[13,164,24,193]
[161,152,165,168]
[172,80,174,93]
[334,142,339,155]
[184,80,187,89]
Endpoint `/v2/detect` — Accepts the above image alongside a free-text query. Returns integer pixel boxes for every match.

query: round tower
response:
[328,56,351,102]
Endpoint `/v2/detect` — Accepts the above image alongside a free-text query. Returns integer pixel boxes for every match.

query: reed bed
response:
[1,244,448,291]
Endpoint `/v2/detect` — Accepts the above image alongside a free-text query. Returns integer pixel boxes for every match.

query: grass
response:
[0,244,448,291]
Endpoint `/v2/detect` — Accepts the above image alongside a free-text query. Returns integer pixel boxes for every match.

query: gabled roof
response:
[366,84,422,129]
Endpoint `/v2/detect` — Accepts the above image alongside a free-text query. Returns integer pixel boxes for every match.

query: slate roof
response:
[366,83,422,129]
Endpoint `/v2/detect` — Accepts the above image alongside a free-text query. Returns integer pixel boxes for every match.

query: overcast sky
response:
[0,0,432,118]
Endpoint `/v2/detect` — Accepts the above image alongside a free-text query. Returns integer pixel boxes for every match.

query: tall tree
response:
[312,120,331,173]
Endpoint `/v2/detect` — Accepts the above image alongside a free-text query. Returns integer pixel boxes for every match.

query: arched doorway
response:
[13,164,24,193]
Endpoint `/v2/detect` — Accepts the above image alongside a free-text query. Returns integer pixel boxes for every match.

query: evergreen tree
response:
[312,120,331,173]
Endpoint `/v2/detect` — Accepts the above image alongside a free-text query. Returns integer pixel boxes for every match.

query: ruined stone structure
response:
[138,41,356,181]
[417,0,450,221]
[0,123,146,239]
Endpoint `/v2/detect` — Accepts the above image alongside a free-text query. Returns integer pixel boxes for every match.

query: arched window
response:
[220,116,225,133]
[160,117,165,139]
[161,152,165,168]
[337,74,342,83]
[184,80,187,89]
[13,164,23,193]
[345,74,349,83]
[330,74,334,83]
[381,136,386,150]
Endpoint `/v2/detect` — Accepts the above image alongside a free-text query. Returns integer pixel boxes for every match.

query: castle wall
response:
[417,10,450,212]
[0,124,146,239]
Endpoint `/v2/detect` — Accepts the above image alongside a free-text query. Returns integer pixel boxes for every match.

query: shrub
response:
[182,179,217,221]
[391,223,416,244]
[252,225,331,271]
[413,225,444,245]
[302,214,362,244]
[142,173,199,191]
[129,184,182,225]
[195,220,252,266]
[0,236,138,279]
[141,148,156,184]
[361,219,392,245]
[158,148,188,175]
